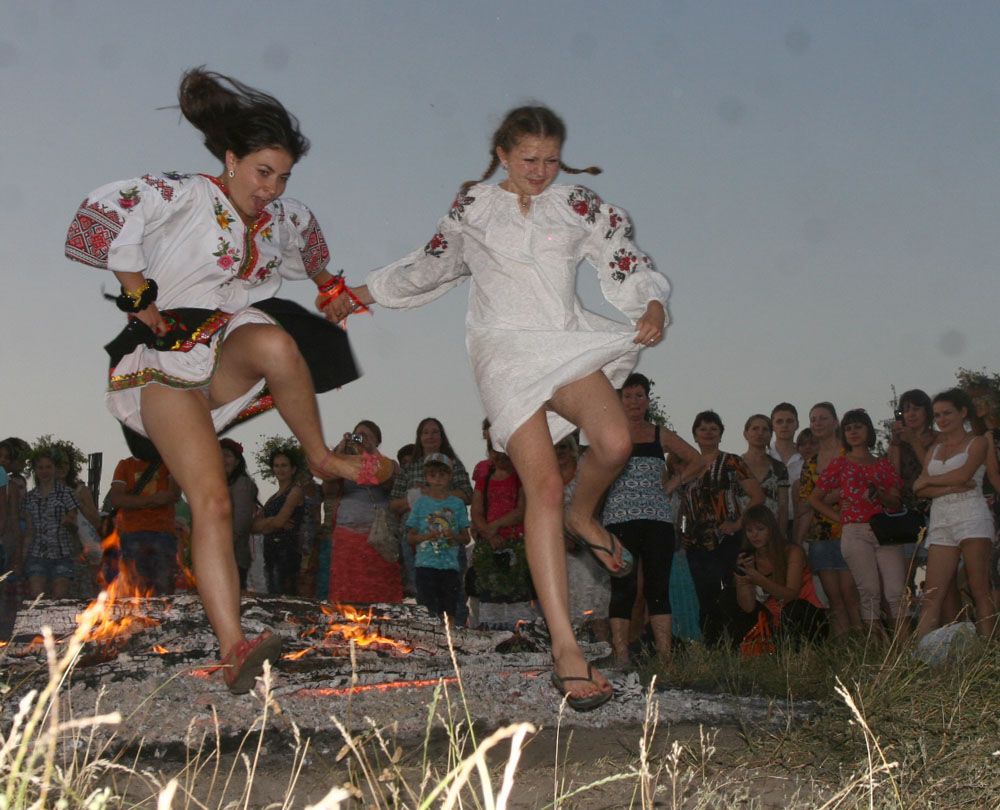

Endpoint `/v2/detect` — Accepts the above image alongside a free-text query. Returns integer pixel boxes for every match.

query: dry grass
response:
[2,609,998,808]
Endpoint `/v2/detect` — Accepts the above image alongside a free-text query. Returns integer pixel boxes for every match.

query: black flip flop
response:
[564,529,634,578]
[550,664,613,712]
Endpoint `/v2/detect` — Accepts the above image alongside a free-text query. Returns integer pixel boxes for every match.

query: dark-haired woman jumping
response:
[329,106,671,711]
[65,68,390,693]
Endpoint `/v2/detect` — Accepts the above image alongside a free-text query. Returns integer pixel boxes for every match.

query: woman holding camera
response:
[328,420,402,604]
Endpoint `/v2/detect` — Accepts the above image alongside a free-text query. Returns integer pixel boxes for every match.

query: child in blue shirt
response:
[406,453,471,620]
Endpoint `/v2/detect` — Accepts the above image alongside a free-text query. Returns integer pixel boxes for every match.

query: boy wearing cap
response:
[406,454,472,621]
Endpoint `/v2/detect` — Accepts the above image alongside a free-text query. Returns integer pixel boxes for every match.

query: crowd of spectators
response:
[2,375,998,657]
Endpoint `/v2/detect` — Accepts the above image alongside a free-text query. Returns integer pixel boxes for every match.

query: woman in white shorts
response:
[914,389,997,640]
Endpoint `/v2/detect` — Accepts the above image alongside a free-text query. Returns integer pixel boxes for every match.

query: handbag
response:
[366,502,398,563]
[868,507,926,546]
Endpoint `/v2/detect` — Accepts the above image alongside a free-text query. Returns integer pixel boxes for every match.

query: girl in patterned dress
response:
[330,106,671,711]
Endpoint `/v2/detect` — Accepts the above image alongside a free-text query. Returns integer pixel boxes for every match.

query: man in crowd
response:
[106,455,181,595]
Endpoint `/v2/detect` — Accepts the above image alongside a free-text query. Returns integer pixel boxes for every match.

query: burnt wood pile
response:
[2,595,804,752]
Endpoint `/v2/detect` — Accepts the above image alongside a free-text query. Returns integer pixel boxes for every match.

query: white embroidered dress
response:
[65,172,330,435]
[366,183,671,450]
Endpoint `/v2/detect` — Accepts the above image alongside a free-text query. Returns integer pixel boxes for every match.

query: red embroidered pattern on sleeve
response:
[609,247,650,282]
[424,232,448,257]
[141,174,175,202]
[65,198,125,268]
[448,193,476,222]
[300,214,330,277]
[568,187,602,224]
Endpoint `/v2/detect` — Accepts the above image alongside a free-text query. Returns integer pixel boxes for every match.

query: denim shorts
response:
[807,539,848,572]
[24,555,76,581]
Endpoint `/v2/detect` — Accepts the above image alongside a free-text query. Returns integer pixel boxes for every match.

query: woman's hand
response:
[322,284,374,323]
[134,303,168,336]
[633,300,665,347]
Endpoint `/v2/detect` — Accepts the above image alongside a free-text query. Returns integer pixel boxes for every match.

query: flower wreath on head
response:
[253,435,306,482]
[29,434,85,472]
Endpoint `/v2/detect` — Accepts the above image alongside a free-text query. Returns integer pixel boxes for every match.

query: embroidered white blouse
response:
[366,183,671,450]
[65,171,331,434]
[65,171,329,311]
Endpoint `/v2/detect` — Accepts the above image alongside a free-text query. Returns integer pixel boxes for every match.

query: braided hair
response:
[460,105,601,195]
[178,67,309,163]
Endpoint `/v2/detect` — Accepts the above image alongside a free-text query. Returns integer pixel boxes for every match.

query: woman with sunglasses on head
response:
[913,389,997,640]
[808,409,906,639]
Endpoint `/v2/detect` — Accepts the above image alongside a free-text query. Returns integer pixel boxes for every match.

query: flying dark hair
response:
[459,105,601,195]
[178,68,310,163]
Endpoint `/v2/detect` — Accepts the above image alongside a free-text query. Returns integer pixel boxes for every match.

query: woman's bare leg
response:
[208,323,363,478]
[556,373,632,569]
[141,385,243,657]
[839,570,864,631]
[818,569,848,637]
[959,537,997,638]
[505,411,610,700]
[914,545,960,640]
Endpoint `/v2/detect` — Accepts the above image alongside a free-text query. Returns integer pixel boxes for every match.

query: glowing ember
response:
[283,647,314,661]
[152,644,170,654]
[293,676,458,698]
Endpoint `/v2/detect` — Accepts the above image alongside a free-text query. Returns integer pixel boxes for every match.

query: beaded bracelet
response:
[115,279,158,313]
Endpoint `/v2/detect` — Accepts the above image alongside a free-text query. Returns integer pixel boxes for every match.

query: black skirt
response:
[105,297,360,460]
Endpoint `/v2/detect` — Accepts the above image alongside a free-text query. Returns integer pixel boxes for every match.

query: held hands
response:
[319,283,374,324]
[633,300,666,347]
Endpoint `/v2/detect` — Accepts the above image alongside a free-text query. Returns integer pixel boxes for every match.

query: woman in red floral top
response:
[809,409,906,638]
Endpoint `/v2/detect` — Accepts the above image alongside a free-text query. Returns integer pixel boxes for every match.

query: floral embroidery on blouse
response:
[141,174,175,202]
[448,193,476,222]
[259,225,273,242]
[64,199,125,268]
[213,200,235,232]
[604,207,633,240]
[117,186,141,210]
[213,237,241,271]
[162,171,190,181]
[255,257,280,282]
[568,186,602,223]
[609,247,649,282]
[424,232,448,257]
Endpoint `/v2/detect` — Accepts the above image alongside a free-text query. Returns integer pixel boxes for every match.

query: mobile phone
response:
[347,432,364,444]
[894,408,903,421]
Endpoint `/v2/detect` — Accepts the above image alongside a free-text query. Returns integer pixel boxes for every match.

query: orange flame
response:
[283,647,314,661]
[152,644,170,654]
[316,603,413,653]
[76,530,160,644]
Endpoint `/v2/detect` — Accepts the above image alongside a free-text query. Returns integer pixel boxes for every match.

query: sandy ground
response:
[101,720,828,808]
